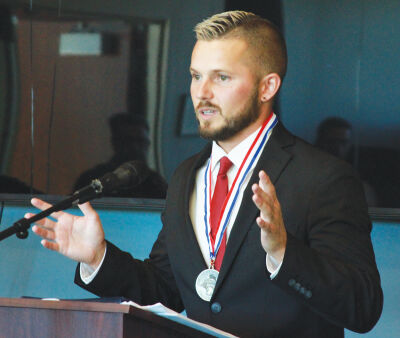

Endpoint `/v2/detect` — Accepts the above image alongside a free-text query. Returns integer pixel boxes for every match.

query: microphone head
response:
[100,160,150,194]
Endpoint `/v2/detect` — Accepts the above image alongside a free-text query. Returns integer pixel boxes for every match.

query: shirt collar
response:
[210,125,262,173]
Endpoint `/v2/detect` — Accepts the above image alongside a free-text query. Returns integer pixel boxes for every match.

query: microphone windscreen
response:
[100,161,150,194]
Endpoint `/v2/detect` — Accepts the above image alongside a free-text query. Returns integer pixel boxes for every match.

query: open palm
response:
[27,198,106,267]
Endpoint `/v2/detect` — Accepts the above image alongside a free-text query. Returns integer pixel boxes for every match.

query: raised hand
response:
[26,198,106,270]
[252,170,287,264]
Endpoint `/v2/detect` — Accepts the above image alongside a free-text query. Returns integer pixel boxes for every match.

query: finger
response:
[256,216,271,230]
[32,225,56,241]
[77,202,96,217]
[31,198,64,220]
[252,190,272,220]
[252,183,273,208]
[41,239,60,252]
[258,171,276,196]
[252,186,264,208]
[26,213,57,229]
[31,197,52,210]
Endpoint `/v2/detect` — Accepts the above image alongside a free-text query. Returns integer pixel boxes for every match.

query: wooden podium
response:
[0,298,214,338]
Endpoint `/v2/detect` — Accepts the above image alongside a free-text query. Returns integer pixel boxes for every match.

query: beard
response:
[196,88,261,142]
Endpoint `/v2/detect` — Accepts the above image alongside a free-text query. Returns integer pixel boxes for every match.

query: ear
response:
[259,73,281,103]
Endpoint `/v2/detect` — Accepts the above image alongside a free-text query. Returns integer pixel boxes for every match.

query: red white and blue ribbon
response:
[203,113,278,267]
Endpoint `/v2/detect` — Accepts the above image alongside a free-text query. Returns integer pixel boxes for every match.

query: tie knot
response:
[218,156,232,176]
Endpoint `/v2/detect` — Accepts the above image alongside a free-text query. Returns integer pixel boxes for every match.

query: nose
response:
[194,78,213,101]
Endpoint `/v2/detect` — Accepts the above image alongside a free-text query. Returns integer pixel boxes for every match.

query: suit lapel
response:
[175,144,212,274]
[213,123,294,295]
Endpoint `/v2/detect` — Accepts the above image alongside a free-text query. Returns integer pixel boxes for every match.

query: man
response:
[28,11,383,337]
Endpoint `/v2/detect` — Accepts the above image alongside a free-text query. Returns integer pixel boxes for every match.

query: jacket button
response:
[211,302,222,314]
[294,282,301,291]
[305,290,312,299]
[299,287,306,295]
[288,278,296,287]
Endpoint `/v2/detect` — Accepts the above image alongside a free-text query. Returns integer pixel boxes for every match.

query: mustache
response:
[195,101,221,112]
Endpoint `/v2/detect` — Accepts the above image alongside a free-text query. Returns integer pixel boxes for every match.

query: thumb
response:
[77,202,96,216]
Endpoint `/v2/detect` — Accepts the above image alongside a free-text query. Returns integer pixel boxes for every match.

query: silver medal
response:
[195,268,219,301]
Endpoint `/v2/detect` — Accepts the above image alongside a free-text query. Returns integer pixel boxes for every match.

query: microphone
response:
[73,161,150,204]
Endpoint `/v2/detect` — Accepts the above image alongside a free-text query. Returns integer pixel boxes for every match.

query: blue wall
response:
[280,0,400,149]
[0,202,398,337]
[0,202,163,299]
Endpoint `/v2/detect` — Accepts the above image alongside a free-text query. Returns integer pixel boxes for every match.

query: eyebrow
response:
[189,67,230,74]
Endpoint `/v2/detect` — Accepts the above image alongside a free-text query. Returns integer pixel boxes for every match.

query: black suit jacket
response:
[76,123,383,337]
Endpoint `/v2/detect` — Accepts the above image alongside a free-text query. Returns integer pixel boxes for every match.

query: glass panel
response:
[280,0,400,208]
[0,6,167,199]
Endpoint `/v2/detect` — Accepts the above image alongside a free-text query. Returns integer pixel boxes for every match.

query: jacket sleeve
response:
[271,164,383,333]
[74,216,185,313]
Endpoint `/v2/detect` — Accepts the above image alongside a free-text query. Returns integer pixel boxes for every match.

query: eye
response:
[191,73,201,81]
[218,74,230,82]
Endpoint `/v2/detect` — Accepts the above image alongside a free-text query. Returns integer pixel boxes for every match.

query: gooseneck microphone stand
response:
[0,181,102,242]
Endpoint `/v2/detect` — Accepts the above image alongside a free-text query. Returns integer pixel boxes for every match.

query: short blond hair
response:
[194,11,287,80]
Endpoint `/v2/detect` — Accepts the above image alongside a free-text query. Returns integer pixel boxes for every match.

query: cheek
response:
[237,86,254,99]
[190,82,194,96]
[222,85,255,106]
[190,84,197,105]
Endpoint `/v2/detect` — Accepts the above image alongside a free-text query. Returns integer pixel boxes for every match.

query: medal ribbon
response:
[203,113,278,266]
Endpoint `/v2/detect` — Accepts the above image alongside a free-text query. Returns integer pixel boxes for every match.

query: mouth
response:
[197,107,219,119]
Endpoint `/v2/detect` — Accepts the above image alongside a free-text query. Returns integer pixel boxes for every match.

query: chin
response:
[198,128,217,141]
[198,124,218,140]
[199,125,237,142]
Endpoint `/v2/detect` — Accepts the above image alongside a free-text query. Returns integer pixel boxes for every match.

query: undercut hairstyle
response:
[194,11,287,80]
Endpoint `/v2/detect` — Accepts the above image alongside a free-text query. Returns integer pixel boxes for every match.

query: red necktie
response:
[210,156,232,271]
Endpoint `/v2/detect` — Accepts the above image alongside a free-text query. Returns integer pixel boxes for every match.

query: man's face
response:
[190,39,261,142]
[320,127,353,159]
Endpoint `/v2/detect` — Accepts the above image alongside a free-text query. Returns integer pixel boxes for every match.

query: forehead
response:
[190,38,252,72]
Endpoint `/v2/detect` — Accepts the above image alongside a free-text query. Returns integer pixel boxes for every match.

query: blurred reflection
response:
[0,175,41,194]
[315,117,378,206]
[74,113,167,199]
[0,6,165,197]
[315,117,354,163]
